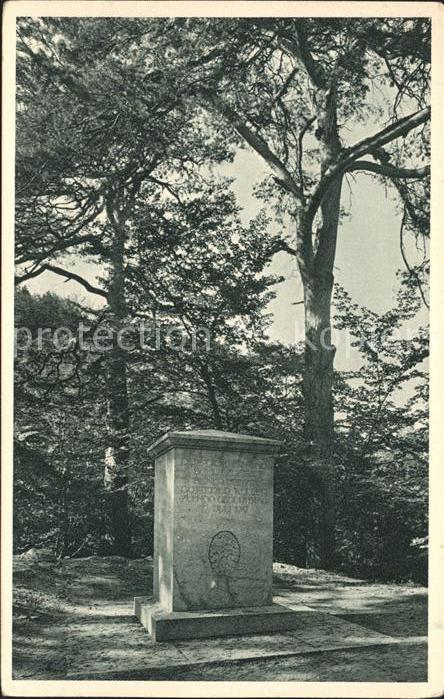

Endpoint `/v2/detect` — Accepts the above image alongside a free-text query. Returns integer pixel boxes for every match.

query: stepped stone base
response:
[134,596,306,642]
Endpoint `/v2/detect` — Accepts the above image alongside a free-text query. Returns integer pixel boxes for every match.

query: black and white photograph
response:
[2,1,443,696]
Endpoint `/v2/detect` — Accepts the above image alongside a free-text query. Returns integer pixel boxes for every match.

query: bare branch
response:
[148,175,184,205]
[44,265,108,298]
[270,66,299,105]
[342,107,430,165]
[306,107,430,225]
[346,161,430,179]
[205,92,304,201]
[16,263,108,298]
[15,264,47,285]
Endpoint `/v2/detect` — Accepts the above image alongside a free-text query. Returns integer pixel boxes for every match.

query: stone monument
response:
[134,429,302,641]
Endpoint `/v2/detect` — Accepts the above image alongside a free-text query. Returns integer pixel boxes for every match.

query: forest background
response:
[12,14,430,584]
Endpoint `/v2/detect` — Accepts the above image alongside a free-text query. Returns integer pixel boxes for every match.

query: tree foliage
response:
[13,17,429,579]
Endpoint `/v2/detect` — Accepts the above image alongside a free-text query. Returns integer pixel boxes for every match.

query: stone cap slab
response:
[147,429,282,459]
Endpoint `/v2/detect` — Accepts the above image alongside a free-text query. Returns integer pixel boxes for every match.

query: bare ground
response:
[12,555,427,681]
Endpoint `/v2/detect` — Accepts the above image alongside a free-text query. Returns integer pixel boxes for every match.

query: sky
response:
[219,148,428,373]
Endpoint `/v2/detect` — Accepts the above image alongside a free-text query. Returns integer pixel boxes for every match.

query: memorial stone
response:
[134,430,303,641]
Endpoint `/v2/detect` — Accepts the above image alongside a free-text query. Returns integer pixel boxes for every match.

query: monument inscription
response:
[176,482,267,512]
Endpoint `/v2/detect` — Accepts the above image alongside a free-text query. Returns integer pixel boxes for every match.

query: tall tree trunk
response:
[298,172,342,569]
[103,208,131,556]
[302,269,336,568]
[296,81,343,569]
[303,275,335,450]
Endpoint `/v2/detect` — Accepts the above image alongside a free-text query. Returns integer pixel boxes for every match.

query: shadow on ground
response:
[12,556,427,681]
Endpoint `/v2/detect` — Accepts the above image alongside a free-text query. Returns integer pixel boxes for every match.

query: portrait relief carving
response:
[208,530,241,576]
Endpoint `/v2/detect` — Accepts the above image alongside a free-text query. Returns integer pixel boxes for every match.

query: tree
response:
[332,274,428,581]
[14,288,109,557]
[15,17,234,553]
[125,176,281,429]
[139,17,430,565]
[13,177,281,557]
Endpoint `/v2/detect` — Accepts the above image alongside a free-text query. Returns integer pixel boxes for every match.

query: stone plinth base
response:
[134,597,305,642]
